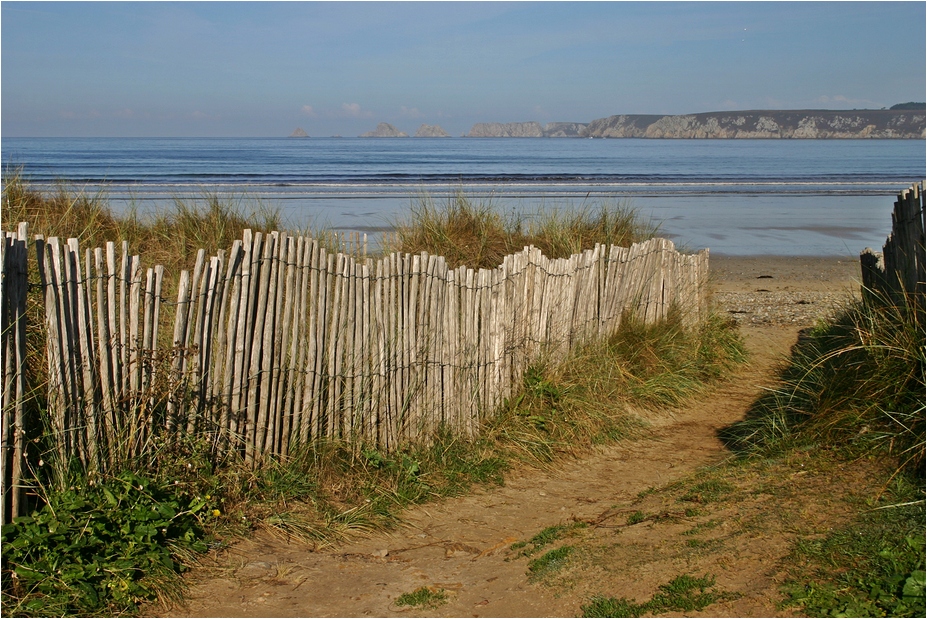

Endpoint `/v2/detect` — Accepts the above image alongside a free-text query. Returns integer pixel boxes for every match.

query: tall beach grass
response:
[386,190,659,269]
[3,171,284,282]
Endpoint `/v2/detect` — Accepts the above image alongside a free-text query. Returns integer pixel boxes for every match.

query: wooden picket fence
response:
[860,181,926,319]
[1,226,707,523]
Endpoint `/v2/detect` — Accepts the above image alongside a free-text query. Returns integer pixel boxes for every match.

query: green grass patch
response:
[395,586,448,609]
[680,479,736,504]
[528,545,576,581]
[682,518,720,536]
[717,286,925,616]
[513,522,587,557]
[488,309,745,466]
[582,573,731,617]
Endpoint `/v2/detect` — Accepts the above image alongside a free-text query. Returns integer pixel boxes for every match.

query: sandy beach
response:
[710,254,863,327]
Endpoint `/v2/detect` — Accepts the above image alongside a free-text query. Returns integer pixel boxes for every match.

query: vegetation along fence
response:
[860,181,926,318]
[2,225,708,523]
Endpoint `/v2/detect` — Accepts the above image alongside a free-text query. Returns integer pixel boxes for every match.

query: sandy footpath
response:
[156,254,865,618]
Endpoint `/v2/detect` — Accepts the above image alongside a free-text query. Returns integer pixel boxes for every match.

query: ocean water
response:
[4,137,924,256]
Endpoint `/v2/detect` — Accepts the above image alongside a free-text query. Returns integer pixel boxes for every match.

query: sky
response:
[2,1,925,138]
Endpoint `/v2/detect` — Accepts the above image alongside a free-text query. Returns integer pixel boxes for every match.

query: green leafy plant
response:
[1,471,216,616]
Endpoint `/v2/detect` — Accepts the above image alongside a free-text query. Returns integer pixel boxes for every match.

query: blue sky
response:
[2,1,924,137]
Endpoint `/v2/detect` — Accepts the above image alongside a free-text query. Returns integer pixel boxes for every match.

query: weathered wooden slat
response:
[247,232,275,462]
[68,241,99,470]
[277,235,299,455]
[298,240,320,445]
[386,254,399,447]
[41,239,69,463]
[257,235,279,454]
[222,238,247,444]
[94,248,115,451]
[231,230,258,450]
[104,243,119,430]
[60,240,83,462]
[372,259,387,447]
[264,232,293,454]
[208,247,233,428]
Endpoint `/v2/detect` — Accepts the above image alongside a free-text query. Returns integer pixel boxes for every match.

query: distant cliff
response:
[582,110,925,138]
[467,122,545,137]
[359,123,408,138]
[465,121,591,138]
[465,109,924,138]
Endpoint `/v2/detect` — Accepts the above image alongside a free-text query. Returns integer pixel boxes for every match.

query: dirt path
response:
[163,324,800,618]
[162,257,862,617]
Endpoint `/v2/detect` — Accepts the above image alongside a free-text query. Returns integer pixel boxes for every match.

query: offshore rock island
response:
[348,106,923,138]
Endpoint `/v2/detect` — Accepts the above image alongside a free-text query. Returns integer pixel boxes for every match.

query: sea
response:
[3,137,925,256]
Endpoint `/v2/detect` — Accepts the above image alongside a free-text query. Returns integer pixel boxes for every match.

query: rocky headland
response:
[341,107,923,139]
[581,109,925,138]
[463,108,925,138]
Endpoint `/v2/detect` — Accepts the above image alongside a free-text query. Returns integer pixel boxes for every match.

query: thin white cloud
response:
[301,105,316,116]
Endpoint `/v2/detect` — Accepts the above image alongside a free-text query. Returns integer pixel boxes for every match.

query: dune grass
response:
[3,171,285,282]
[720,292,924,478]
[386,190,659,269]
